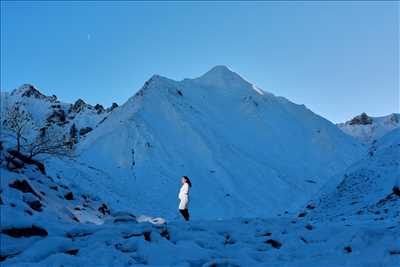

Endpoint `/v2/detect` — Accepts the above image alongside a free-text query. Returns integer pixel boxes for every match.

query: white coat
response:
[178,183,189,210]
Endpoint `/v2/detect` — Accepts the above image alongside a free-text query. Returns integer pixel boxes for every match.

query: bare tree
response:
[3,103,74,159]
[25,124,73,158]
[2,103,33,152]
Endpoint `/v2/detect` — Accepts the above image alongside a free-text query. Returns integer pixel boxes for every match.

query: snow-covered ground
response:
[1,66,399,266]
[1,161,399,266]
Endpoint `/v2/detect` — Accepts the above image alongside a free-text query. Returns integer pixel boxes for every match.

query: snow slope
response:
[78,66,365,219]
[304,127,400,223]
[338,113,400,143]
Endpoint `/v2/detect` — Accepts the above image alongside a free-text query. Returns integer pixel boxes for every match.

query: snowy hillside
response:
[1,84,118,146]
[338,112,400,143]
[305,127,400,222]
[77,66,365,219]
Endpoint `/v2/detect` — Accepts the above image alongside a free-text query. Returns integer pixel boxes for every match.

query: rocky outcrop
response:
[71,99,88,113]
[349,113,373,125]
[79,127,93,136]
[107,102,119,112]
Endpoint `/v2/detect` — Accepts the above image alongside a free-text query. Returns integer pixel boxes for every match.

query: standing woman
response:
[178,176,191,221]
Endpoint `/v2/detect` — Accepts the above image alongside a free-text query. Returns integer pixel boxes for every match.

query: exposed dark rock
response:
[49,185,58,191]
[46,109,66,124]
[9,179,41,199]
[2,225,48,237]
[306,204,315,210]
[123,232,143,239]
[265,239,282,249]
[304,179,317,184]
[300,237,308,244]
[94,104,105,114]
[79,127,93,136]
[107,102,119,112]
[349,112,372,125]
[305,224,314,230]
[60,184,69,190]
[113,217,136,224]
[0,252,20,262]
[25,210,33,215]
[7,150,45,174]
[71,99,87,113]
[65,249,79,256]
[344,246,352,253]
[298,212,307,218]
[259,232,272,236]
[224,234,235,245]
[160,229,170,240]
[111,211,136,221]
[143,231,151,242]
[389,249,400,255]
[98,203,110,215]
[27,200,43,212]
[64,192,74,200]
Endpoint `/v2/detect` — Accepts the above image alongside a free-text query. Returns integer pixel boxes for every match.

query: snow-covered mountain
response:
[2,66,399,267]
[77,65,365,219]
[1,84,118,146]
[338,112,400,143]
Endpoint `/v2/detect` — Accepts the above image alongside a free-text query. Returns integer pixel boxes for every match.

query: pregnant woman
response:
[178,176,192,221]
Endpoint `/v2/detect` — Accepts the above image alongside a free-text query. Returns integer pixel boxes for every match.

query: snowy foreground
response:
[2,216,399,267]
[1,158,399,267]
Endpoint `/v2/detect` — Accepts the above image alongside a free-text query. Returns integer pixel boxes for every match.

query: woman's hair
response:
[182,175,192,187]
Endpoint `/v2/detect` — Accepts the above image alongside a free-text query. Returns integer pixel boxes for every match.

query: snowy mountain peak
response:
[338,113,400,143]
[194,65,250,89]
[10,84,57,102]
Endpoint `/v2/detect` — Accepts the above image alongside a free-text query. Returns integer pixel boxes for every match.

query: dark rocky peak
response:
[11,84,57,102]
[107,102,119,112]
[71,99,88,113]
[349,113,373,125]
[94,104,105,114]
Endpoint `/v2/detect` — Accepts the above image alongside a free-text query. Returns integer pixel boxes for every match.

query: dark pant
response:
[179,209,189,221]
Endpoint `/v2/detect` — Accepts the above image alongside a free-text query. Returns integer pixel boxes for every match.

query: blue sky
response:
[1,1,398,122]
